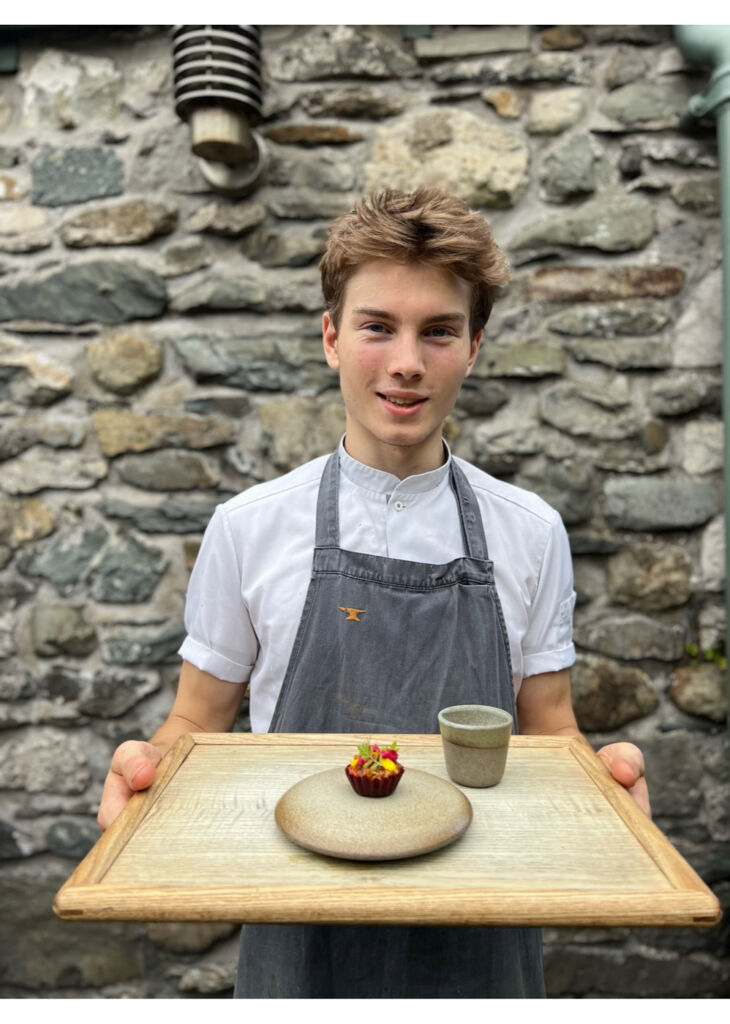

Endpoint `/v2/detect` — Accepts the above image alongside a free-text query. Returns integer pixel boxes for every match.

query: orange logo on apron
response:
[338,606,366,622]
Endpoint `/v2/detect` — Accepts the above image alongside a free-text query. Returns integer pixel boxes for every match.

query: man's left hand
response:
[596,742,651,818]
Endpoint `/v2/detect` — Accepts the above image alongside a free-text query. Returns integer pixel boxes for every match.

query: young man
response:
[98,188,649,998]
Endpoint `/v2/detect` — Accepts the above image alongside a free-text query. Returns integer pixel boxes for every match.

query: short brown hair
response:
[319,187,511,339]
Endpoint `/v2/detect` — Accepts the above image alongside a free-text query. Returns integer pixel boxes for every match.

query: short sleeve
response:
[521,511,576,678]
[178,505,258,682]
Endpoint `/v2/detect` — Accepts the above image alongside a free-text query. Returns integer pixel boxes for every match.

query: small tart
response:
[345,740,404,798]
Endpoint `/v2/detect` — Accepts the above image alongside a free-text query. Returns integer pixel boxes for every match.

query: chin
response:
[383,429,437,451]
[377,423,424,443]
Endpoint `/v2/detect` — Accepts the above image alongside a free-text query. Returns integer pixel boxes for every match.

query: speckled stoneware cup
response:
[437,705,513,788]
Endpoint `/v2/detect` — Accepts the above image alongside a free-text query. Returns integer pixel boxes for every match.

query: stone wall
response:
[0,24,727,998]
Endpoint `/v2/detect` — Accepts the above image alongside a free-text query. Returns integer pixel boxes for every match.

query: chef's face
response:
[323,259,481,476]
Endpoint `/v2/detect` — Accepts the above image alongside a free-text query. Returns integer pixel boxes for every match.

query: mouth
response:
[377,392,427,407]
[377,391,428,417]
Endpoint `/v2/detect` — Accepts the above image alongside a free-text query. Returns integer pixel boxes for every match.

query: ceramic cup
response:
[437,704,513,788]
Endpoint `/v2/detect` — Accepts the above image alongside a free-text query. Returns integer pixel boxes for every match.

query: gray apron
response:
[234,450,545,998]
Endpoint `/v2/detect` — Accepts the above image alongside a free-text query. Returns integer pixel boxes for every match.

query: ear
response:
[464,330,482,378]
[323,312,339,370]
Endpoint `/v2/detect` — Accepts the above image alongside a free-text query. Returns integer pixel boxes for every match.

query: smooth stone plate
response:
[275,767,473,861]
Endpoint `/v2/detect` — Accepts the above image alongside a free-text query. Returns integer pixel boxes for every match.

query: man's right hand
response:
[97,740,162,831]
[96,662,246,831]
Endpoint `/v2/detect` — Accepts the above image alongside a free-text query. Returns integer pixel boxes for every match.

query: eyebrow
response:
[350,307,467,325]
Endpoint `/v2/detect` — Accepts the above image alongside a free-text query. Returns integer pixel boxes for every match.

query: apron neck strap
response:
[449,459,490,560]
[315,450,490,560]
[315,451,341,547]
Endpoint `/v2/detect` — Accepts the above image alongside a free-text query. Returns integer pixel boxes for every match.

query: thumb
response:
[98,741,163,831]
[597,742,645,786]
[596,742,651,818]
[112,740,162,790]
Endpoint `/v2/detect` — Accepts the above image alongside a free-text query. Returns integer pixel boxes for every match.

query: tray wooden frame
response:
[54,733,721,928]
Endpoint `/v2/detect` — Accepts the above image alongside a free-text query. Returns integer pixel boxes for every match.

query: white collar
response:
[337,436,452,496]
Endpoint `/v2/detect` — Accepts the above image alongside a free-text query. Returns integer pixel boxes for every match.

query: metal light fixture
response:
[172,24,268,196]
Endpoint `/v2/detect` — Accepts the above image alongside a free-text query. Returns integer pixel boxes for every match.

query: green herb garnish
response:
[356,739,399,771]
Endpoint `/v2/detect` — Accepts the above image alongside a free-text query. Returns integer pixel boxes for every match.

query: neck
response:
[342,432,447,479]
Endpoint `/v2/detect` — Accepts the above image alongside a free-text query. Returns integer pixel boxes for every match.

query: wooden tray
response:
[54,733,721,928]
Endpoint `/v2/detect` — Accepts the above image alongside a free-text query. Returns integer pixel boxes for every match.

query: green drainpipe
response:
[674,26,730,733]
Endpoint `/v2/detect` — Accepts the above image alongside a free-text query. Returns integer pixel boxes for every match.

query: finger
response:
[110,740,162,790]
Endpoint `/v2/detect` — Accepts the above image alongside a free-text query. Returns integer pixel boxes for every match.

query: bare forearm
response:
[516,669,578,736]
[522,721,582,737]
[148,671,245,755]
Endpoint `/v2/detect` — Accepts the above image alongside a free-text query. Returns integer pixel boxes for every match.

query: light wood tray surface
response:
[54,733,721,927]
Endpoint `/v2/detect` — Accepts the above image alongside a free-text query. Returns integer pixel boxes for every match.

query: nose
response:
[386,332,425,379]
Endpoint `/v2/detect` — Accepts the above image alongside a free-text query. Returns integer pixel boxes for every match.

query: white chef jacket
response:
[179,439,576,732]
